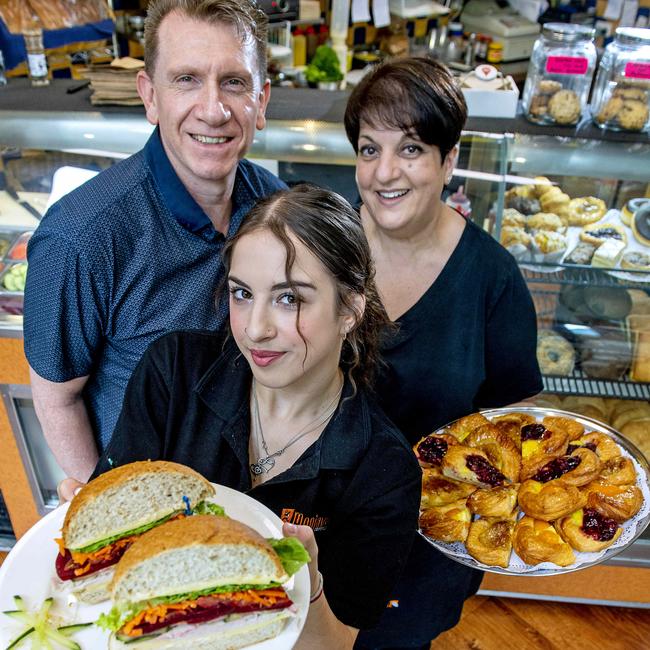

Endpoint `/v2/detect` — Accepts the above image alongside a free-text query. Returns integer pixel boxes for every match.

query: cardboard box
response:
[461,75,519,118]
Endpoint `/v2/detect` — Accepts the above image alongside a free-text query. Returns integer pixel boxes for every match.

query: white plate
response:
[0,484,309,649]
[419,407,650,576]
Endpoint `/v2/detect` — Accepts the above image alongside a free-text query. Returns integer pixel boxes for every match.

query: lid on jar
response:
[542,22,595,42]
[615,27,650,46]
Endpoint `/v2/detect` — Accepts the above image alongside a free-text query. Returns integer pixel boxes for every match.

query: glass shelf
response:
[521,265,650,289]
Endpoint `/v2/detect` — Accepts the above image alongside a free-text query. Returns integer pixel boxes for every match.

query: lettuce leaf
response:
[266,537,311,576]
[74,501,225,554]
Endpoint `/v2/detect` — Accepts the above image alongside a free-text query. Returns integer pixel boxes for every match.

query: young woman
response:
[345,58,543,649]
[60,185,421,649]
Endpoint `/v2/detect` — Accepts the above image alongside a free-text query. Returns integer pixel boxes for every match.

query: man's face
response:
[137,11,270,190]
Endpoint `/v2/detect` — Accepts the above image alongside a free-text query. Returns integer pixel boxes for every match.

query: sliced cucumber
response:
[43,626,81,650]
[57,624,92,635]
[5,626,34,649]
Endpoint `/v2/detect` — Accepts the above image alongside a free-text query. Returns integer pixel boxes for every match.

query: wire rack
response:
[521,265,650,289]
[543,373,650,400]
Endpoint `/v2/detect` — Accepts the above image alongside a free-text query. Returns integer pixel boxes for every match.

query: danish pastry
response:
[580,222,627,246]
[421,467,477,508]
[593,456,637,486]
[442,445,508,488]
[466,516,516,568]
[491,418,523,451]
[542,416,585,442]
[502,208,527,228]
[521,421,569,459]
[465,423,521,482]
[419,499,471,542]
[571,431,621,462]
[533,230,568,254]
[501,226,532,249]
[567,197,607,226]
[539,188,571,219]
[447,413,491,442]
[531,448,601,487]
[513,516,576,566]
[492,412,537,428]
[621,251,650,272]
[467,484,519,518]
[414,433,457,467]
[518,479,586,521]
[585,483,643,522]
[527,212,565,232]
[555,508,622,553]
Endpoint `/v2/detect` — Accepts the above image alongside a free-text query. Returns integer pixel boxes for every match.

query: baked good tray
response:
[418,407,650,576]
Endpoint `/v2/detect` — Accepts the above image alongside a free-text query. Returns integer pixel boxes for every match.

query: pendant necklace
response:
[249,377,344,477]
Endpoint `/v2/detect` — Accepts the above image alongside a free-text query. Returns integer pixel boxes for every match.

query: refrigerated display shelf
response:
[522,266,650,289]
[543,374,650,400]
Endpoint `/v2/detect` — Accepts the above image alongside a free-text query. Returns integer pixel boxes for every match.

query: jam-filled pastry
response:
[467,484,519,518]
[441,445,508,488]
[569,431,621,462]
[513,516,576,567]
[465,515,516,568]
[421,467,477,508]
[542,416,585,441]
[532,448,601,487]
[585,483,643,522]
[518,479,587,521]
[465,423,521,482]
[520,423,569,480]
[419,499,471,542]
[593,456,637,486]
[492,419,523,451]
[447,413,491,442]
[413,433,458,468]
[556,508,622,553]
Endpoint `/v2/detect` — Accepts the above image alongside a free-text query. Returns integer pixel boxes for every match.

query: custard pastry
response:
[447,412,491,442]
[556,508,622,553]
[465,423,521,482]
[466,515,516,568]
[585,483,643,522]
[518,478,586,521]
[542,416,585,441]
[413,433,457,467]
[467,484,519,518]
[419,499,471,542]
[421,467,477,508]
[513,516,576,567]
[533,230,568,254]
[442,445,508,488]
[520,422,569,480]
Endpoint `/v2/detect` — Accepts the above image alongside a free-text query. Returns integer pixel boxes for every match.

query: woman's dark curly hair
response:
[221,184,391,395]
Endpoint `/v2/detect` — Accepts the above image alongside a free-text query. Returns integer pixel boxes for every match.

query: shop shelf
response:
[521,265,650,289]
[542,373,650,400]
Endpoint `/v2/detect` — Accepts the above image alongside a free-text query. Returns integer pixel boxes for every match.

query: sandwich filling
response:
[55,501,225,581]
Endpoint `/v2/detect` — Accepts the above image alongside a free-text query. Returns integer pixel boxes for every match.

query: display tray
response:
[418,407,650,577]
[0,484,309,649]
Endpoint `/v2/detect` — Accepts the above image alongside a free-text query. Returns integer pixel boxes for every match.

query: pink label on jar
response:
[625,62,650,79]
[545,56,589,75]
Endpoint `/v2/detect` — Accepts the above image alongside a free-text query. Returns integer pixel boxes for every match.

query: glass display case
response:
[0,84,648,602]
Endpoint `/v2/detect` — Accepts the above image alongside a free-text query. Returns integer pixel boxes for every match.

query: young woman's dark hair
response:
[344,56,468,162]
[222,184,390,394]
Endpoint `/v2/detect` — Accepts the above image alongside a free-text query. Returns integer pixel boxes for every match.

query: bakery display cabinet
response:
[0,81,648,604]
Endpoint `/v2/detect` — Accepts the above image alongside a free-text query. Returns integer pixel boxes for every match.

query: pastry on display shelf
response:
[502,208,527,228]
[527,212,565,232]
[504,194,541,216]
[533,230,568,255]
[621,198,650,226]
[580,222,627,246]
[582,286,632,320]
[536,330,576,376]
[631,204,650,247]
[500,225,532,248]
[564,241,597,265]
[578,325,632,381]
[621,250,650,271]
[539,187,571,220]
[630,328,650,383]
[567,197,607,226]
[591,238,626,268]
[416,409,647,570]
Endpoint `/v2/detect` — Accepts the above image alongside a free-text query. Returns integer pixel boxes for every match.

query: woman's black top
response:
[356,218,543,647]
[93,330,422,631]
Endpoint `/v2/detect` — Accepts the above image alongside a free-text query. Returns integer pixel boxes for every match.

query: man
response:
[24,0,284,482]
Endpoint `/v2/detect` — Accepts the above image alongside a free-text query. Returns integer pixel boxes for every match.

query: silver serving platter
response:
[418,406,650,576]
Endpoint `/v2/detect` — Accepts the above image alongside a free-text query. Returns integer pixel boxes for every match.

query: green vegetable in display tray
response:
[2,263,27,292]
[305,45,344,84]
[2,595,92,649]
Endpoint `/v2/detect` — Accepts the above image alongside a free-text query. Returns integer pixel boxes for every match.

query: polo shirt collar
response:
[194,338,370,475]
[143,127,256,237]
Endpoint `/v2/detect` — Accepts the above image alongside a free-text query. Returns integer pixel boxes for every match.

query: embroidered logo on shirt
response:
[280,508,329,531]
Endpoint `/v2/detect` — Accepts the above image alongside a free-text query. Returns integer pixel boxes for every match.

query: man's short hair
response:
[144,0,268,85]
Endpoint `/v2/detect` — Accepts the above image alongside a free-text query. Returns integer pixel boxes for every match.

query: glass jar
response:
[591,28,650,133]
[522,23,597,126]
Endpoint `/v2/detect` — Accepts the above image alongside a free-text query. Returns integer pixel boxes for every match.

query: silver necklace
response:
[249,378,343,477]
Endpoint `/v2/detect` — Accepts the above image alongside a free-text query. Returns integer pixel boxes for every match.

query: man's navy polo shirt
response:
[24,128,286,450]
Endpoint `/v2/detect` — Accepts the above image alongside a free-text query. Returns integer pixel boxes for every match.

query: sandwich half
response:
[55,461,221,603]
[98,515,310,649]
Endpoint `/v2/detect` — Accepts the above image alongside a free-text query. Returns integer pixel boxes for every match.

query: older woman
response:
[345,58,542,649]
